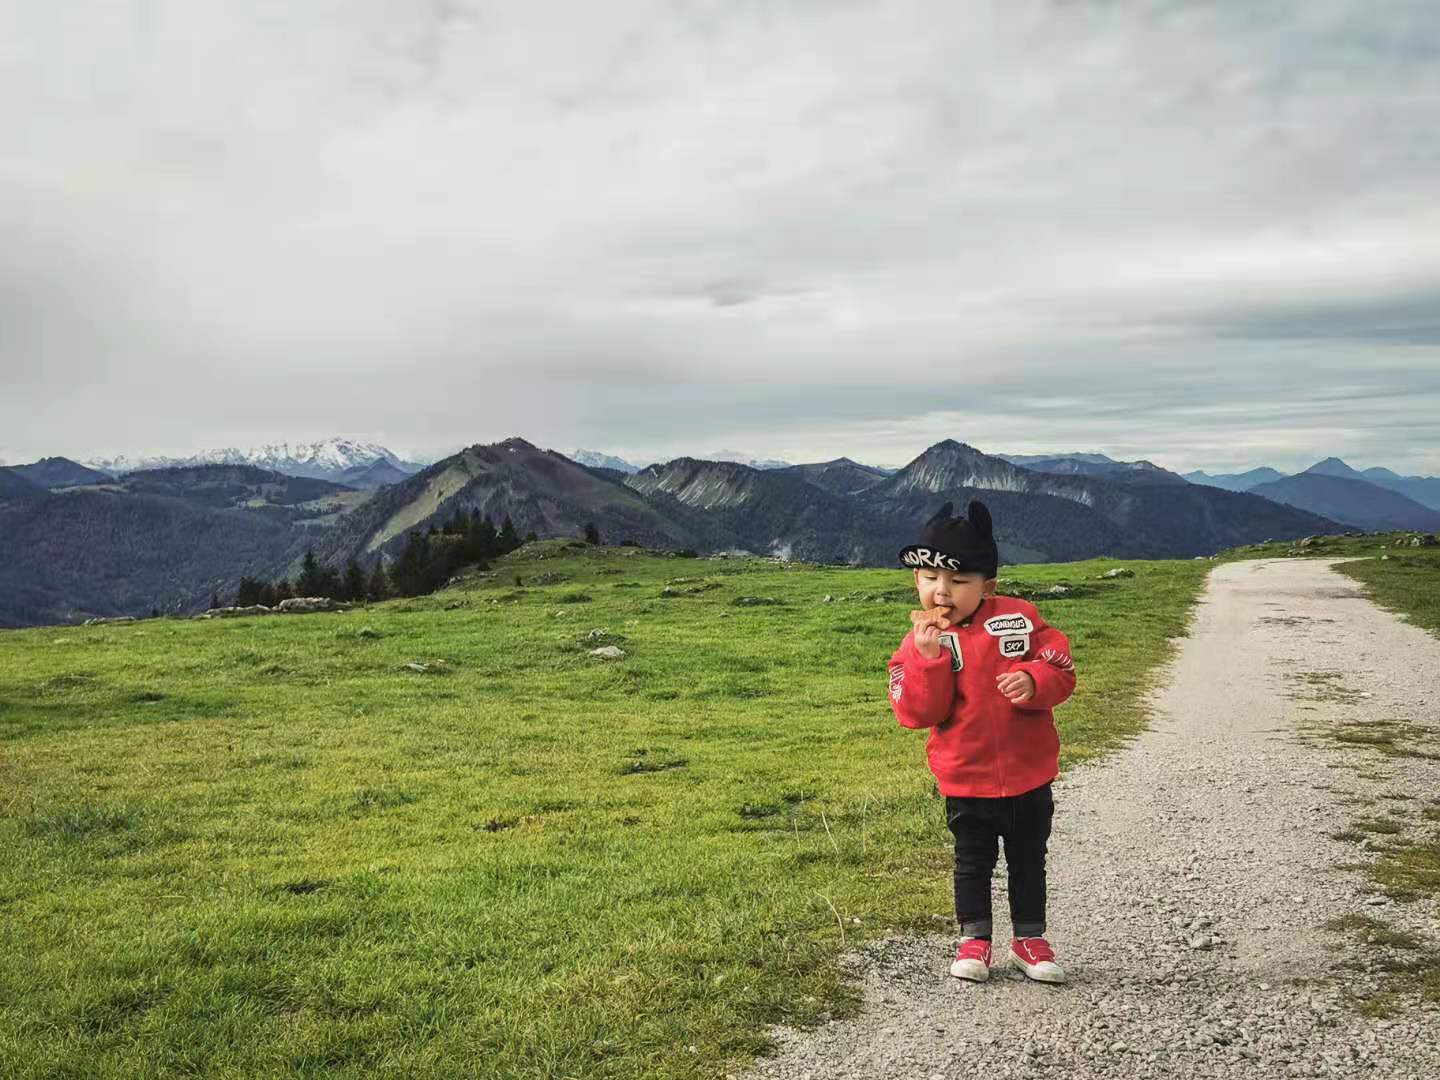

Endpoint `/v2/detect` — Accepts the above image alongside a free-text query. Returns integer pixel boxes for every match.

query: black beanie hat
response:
[898,500,998,578]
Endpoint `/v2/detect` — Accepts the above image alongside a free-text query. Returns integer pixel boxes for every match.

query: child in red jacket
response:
[888,500,1077,984]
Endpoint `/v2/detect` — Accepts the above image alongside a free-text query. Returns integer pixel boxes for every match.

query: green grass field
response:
[0,543,1211,1079]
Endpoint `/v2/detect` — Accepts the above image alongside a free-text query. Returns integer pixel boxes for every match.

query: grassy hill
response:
[0,542,1211,1079]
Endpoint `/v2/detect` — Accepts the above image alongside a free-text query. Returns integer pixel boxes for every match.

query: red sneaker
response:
[1010,937,1066,984]
[949,936,992,982]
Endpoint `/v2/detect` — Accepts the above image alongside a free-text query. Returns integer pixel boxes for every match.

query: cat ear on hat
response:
[966,500,993,539]
[925,501,955,527]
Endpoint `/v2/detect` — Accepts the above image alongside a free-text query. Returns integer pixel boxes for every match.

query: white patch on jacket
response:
[983,613,1033,636]
[998,634,1030,659]
[938,631,964,671]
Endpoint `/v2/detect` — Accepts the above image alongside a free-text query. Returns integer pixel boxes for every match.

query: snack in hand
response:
[910,606,954,631]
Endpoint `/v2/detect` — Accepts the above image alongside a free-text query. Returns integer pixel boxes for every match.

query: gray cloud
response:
[1,0,1438,476]
[1194,286,1440,346]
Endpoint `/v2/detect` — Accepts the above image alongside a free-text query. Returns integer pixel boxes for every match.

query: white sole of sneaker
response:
[949,959,990,982]
[1010,955,1067,984]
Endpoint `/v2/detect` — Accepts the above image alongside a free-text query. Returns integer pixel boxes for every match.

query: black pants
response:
[945,783,1053,939]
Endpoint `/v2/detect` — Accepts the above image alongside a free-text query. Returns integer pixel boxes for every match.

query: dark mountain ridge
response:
[622,456,899,562]
[107,464,356,509]
[0,469,45,498]
[1359,467,1440,512]
[1250,473,1440,532]
[1018,456,1189,485]
[5,456,111,489]
[773,457,891,497]
[1301,458,1440,514]
[0,434,1350,628]
[1184,467,1286,492]
[308,438,697,570]
[863,441,1337,561]
[0,488,304,628]
[340,459,412,490]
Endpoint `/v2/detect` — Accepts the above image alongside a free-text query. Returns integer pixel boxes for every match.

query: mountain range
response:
[78,437,426,484]
[23,436,1434,518]
[1,435,1357,628]
[996,453,1188,485]
[1249,474,1440,533]
[1184,457,1440,528]
[296,437,1338,573]
[567,448,797,473]
[1001,452,1440,527]
[1185,458,1440,507]
[1182,467,1287,492]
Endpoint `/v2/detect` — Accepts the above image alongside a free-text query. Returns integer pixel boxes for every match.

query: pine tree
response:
[459,514,480,565]
[392,531,432,597]
[342,560,367,603]
[317,566,343,600]
[210,590,222,610]
[296,548,323,596]
[426,539,455,593]
[366,564,390,602]
[476,515,498,560]
[237,576,263,606]
[498,516,520,554]
[583,522,600,545]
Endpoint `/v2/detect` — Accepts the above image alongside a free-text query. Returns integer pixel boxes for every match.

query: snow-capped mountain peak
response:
[205,438,400,472]
[702,448,793,470]
[567,449,647,473]
[83,437,410,481]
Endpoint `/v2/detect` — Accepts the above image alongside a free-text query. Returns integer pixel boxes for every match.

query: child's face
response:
[914,568,995,615]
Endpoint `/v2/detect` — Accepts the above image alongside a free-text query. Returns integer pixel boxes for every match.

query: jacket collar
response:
[956,595,991,628]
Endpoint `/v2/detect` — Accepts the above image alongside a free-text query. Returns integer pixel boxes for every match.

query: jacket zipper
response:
[963,597,1004,798]
[979,601,1004,796]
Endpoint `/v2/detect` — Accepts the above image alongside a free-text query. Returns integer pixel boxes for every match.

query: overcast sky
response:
[3,1,1438,476]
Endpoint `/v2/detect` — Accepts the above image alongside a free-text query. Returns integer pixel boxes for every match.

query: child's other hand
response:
[996,671,1035,703]
[914,622,943,659]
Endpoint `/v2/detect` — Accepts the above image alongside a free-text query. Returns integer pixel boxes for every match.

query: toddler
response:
[888,500,1077,983]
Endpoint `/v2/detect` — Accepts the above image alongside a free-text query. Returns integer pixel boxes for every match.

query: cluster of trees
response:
[387,509,526,597]
[234,555,382,607]
[230,510,557,607]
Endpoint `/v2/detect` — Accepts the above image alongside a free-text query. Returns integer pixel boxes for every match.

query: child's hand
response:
[996,671,1036,703]
[914,621,943,659]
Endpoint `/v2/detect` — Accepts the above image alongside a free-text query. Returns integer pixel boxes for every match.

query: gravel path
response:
[739,558,1440,1080]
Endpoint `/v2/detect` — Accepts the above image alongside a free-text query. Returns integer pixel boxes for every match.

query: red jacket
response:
[888,595,1076,798]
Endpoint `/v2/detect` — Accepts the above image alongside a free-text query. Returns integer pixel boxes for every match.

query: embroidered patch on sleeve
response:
[1036,646,1075,672]
[889,663,905,701]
